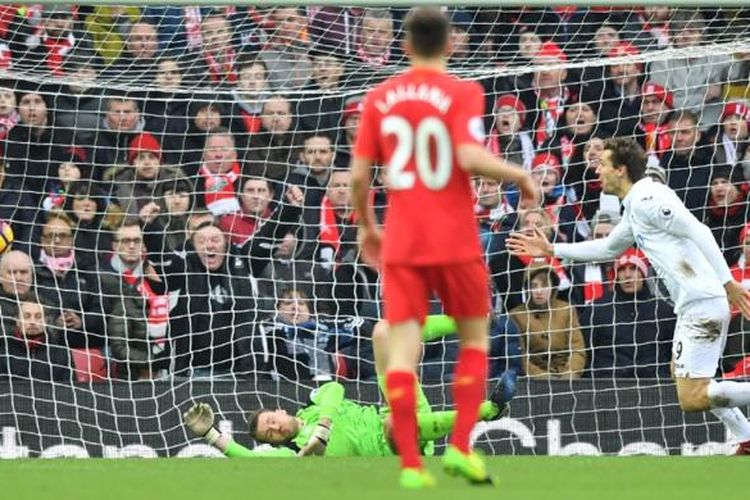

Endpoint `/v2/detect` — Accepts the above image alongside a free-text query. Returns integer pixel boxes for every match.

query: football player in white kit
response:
[507,137,750,455]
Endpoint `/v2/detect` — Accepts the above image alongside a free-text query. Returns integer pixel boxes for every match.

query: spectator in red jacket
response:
[218,177,271,245]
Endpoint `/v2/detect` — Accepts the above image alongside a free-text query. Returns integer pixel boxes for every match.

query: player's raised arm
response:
[507,215,635,262]
[639,196,750,319]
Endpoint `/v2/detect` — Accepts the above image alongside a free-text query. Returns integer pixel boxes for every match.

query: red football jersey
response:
[354,67,486,265]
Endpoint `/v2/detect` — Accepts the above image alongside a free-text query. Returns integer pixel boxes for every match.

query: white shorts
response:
[672,297,730,378]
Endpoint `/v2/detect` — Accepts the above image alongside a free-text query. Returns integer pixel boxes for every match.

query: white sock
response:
[707,380,750,407]
[710,407,750,442]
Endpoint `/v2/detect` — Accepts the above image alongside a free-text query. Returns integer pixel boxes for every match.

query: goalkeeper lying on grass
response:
[183,315,514,457]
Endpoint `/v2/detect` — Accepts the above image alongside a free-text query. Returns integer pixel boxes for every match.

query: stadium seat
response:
[70,348,109,383]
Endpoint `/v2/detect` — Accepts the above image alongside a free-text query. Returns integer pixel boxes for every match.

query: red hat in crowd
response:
[721,101,750,124]
[494,94,527,126]
[531,152,562,179]
[341,99,364,125]
[128,132,162,164]
[642,82,674,109]
[536,41,568,62]
[614,248,650,278]
[607,41,643,70]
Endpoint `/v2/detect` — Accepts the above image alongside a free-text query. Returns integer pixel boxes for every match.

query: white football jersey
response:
[554,177,732,314]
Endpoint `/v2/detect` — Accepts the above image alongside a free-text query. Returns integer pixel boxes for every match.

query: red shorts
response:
[383,258,491,325]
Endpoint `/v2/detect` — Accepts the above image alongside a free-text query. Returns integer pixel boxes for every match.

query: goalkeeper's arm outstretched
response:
[183,315,515,457]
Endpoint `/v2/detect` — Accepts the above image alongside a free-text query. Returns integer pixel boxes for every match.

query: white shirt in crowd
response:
[553,177,732,314]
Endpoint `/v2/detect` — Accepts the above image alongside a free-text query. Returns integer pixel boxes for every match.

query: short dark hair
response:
[206,126,234,145]
[241,176,272,191]
[673,110,700,127]
[303,133,333,147]
[247,409,270,442]
[604,137,646,183]
[237,53,267,74]
[117,217,142,233]
[404,7,449,58]
[106,94,139,112]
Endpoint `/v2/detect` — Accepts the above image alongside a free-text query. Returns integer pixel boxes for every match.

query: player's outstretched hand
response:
[298,436,327,457]
[358,225,382,269]
[506,226,554,258]
[725,280,750,320]
[183,402,215,437]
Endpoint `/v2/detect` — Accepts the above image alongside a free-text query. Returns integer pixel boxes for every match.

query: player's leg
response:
[672,301,750,453]
[434,259,496,484]
[382,263,433,483]
[373,319,431,415]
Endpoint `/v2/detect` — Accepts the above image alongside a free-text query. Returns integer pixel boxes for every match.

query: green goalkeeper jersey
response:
[292,382,393,457]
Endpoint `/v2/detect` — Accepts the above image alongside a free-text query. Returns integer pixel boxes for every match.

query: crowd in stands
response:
[1,5,750,384]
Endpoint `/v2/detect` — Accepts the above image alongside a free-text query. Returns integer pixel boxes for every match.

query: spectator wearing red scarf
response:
[196,128,243,217]
[229,56,269,145]
[99,219,174,380]
[635,82,673,164]
[518,42,576,149]
[19,6,97,77]
[475,176,514,261]
[568,210,620,306]
[0,300,72,382]
[711,101,750,172]
[704,165,750,267]
[185,13,238,87]
[318,169,358,271]
[355,8,394,67]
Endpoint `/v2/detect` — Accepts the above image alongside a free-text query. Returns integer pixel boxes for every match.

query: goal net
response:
[1,4,750,458]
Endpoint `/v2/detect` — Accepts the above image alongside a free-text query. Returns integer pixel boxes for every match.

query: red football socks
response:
[450,347,488,454]
[386,370,421,469]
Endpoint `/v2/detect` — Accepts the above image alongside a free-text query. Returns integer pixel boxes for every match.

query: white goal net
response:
[1,4,750,458]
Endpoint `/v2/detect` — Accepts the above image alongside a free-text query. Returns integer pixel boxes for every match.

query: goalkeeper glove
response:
[298,421,331,456]
[183,402,221,445]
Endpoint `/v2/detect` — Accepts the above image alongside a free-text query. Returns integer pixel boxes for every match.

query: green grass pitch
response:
[1,457,745,500]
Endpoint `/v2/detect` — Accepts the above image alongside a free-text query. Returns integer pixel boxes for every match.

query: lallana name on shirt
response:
[375,83,453,115]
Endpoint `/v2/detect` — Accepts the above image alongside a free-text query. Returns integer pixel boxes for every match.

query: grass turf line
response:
[1,456,744,500]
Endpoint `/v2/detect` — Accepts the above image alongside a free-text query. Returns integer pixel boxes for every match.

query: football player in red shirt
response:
[350,7,538,488]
